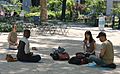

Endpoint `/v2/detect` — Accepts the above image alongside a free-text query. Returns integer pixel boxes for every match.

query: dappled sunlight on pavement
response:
[0,26,120,74]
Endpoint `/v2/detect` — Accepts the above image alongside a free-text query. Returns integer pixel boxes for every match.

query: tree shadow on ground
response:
[0,36,120,74]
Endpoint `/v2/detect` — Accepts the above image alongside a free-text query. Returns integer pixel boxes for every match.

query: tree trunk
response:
[61,0,67,21]
[40,0,48,22]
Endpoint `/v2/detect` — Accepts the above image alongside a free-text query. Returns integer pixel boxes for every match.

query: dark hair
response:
[23,29,30,36]
[84,30,94,43]
[12,23,16,28]
[96,31,106,38]
[24,29,30,33]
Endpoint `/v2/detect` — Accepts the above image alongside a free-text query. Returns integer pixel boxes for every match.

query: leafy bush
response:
[48,11,56,19]
[85,0,106,17]
[16,24,24,32]
[25,12,40,17]
[30,6,40,13]
[0,23,12,32]
[0,23,23,32]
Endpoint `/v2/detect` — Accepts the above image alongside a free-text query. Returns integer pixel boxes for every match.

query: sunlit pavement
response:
[0,26,120,74]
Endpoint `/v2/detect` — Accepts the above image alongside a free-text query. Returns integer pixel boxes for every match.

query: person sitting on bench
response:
[17,30,41,62]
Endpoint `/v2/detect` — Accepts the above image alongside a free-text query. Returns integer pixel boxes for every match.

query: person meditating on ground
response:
[17,30,41,62]
[8,23,18,50]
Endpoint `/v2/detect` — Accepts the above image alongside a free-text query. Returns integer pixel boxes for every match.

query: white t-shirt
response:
[20,37,30,54]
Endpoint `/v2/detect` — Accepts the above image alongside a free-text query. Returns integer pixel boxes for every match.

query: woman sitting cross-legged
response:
[17,30,41,62]
[68,31,96,65]
[8,23,18,50]
[83,30,96,57]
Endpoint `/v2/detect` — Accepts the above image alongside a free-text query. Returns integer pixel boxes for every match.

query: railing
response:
[36,21,71,36]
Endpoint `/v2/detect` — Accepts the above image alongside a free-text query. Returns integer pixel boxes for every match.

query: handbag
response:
[58,52,70,61]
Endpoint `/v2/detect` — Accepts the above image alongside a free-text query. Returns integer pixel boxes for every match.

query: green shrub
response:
[0,22,23,32]
[17,24,23,32]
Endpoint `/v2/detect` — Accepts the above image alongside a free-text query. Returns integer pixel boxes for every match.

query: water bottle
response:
[99,16,105,31]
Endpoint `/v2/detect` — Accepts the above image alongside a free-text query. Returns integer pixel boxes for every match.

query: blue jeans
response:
[89,55,106,66]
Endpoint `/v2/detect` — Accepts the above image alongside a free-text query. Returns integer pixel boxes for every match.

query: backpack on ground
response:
[68,52,89,65]
[68,56,88,65]
[50,46,69,61]
[58,52,70,61]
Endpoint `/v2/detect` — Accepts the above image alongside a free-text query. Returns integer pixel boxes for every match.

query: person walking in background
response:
[8,23,18,50]
[17,30,41,62]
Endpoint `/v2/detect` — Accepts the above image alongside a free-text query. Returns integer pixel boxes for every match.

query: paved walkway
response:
[0,25,120,74]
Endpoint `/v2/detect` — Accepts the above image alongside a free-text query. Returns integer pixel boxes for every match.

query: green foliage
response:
[0,0,22,14]
[30,6,40,13]
[25,12,40,17]
[24,6,40,18]
[0,22,23,32]
[85,0,106,17]
[0,23,12,32]
[48,11,56,19]
[112,5,120,16]
[10,0,19,4]
[66,0,74,10]
[111,3,120,29]
[16,23,24,32]
[47,0,62,19]
[25,6,40,17]
[48,0,74,20]
[48,0,62,11]
[47,0,106,20]
[66,0,74,20]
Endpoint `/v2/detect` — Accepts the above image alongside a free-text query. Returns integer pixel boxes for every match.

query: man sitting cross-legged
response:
[17,30,41,62]
[88,32,116,69]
